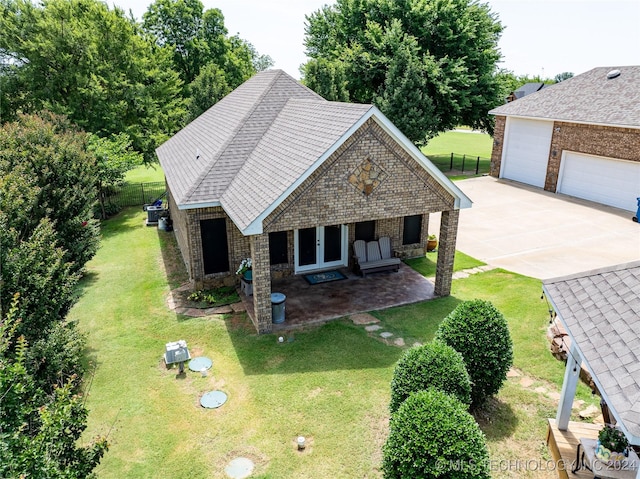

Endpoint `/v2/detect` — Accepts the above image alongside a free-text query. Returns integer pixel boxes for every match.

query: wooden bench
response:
[353,237,401,277]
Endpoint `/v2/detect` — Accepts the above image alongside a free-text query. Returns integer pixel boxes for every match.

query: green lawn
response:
[422,130,493,158]
[421,130,494,177]
[125,164,165,183]
[73,208,598,478]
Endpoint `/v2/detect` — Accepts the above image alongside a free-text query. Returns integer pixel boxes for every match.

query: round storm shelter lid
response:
[225,457,255,479]
[189,356,213,372]
[200,390,227,409]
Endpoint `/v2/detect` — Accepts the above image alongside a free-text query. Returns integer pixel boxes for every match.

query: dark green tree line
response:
[302,0,504,143]
[0,112,106,474]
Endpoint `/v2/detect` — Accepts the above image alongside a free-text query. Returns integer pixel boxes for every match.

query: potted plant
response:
[236,258,252,280]
[426,234,438,252]
[596,424,629,465]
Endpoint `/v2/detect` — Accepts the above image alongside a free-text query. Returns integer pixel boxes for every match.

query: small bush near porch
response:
[72,208,599,478]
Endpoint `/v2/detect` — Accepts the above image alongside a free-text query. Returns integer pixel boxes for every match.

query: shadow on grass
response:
[75,270,100,297]
[100,207,150,240]
[473,396,519,440]
[224,316,403,376]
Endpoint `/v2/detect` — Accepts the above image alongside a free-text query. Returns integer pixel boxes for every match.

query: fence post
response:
[141,183,146,205]
[450,152,454,170]
[476,156,480,175]
[462,154,466,173]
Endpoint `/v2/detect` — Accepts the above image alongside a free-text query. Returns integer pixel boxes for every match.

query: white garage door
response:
[501,118,553,188]
[558,152,640,212]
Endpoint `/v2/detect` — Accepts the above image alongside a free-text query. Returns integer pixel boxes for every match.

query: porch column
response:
[556,341,581,430]
[434,209,459,296]
[250,233,273,334]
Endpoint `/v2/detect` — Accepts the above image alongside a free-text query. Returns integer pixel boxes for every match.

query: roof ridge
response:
[544,260,640,285]
[182,70,287,203]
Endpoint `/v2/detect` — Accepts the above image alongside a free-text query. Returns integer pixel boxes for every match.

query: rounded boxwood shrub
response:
[389,340,471,413]
[383,388,490,479]
[435,299,513,407]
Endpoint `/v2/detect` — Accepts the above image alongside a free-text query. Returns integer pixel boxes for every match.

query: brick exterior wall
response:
[490,115,506,178]
[545,122,640,191]
[169,117,460,332]
[490,116,640,192]
[167,188,192,279]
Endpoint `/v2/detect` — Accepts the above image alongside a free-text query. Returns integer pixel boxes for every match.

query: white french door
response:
[294,225,348,273]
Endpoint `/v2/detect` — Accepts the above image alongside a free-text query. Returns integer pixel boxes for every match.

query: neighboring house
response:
[490,66,640,212]
[505,82,548,103]
[157,70,471,333]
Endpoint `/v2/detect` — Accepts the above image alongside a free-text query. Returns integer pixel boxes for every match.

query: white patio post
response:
[556,341,581,430]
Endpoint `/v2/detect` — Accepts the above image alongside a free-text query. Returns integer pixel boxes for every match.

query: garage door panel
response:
[558,152,640,212]
[501,118,553,188]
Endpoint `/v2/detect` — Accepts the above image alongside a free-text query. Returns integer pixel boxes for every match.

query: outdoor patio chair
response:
[352,238,401,277]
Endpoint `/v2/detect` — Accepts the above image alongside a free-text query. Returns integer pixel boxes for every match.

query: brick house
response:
[157,70,471,333]
[490,66,640,212]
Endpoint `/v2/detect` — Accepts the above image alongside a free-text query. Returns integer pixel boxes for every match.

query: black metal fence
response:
[428,153,491,176]
[107,181,166,207]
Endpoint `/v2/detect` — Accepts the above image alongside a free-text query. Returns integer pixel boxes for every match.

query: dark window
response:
[355,220,375,241]
[200,218,229,274]
[403,215,422,245]
[269,231,288,265]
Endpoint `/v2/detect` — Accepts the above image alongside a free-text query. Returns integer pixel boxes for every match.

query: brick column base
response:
[435,209,459,296]
[250,234,273,333]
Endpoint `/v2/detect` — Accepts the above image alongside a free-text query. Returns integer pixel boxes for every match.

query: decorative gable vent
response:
[348,157,388,196]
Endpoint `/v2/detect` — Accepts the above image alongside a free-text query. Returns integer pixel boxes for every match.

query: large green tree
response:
[142,1,273,84]
[142,0,273,120]
[0,0,186,161]
[302,0,504,143]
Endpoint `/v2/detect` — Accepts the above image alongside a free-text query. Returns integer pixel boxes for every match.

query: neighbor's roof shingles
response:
[491,66,640,128]
[543,261,640,441]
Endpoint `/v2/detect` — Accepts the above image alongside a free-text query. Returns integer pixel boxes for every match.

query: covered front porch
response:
[240,262,435,330]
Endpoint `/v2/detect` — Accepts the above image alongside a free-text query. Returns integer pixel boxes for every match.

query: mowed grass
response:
[421,130,494,177]
[73,208,598,478]
[422,129,494,158]
[125,164,165,183]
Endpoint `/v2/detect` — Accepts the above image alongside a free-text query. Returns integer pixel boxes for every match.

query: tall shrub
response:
[390,340,471,413]
[383,388,490,479]
[436,299,513,406]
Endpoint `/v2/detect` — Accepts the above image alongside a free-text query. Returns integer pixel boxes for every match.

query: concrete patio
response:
[240,263,436,330]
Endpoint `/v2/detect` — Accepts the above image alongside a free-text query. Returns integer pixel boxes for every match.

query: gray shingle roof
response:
[491,66,640,128]
[512,82,547,99]
[157,70,324,207]
[543,261,640,441]
[157,69,471,234]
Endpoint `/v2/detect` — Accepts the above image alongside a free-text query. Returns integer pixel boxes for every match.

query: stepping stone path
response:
[350,313,379,325]
[365,325,382,332]
[380,332,393,339]
[225,457,254,479]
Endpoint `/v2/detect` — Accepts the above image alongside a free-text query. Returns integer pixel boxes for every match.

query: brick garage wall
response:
[545,122,640,191]
[490,116,507,178]
[264,118,455,238]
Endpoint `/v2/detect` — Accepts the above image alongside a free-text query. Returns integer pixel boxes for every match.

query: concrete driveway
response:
[431,177,640,280]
